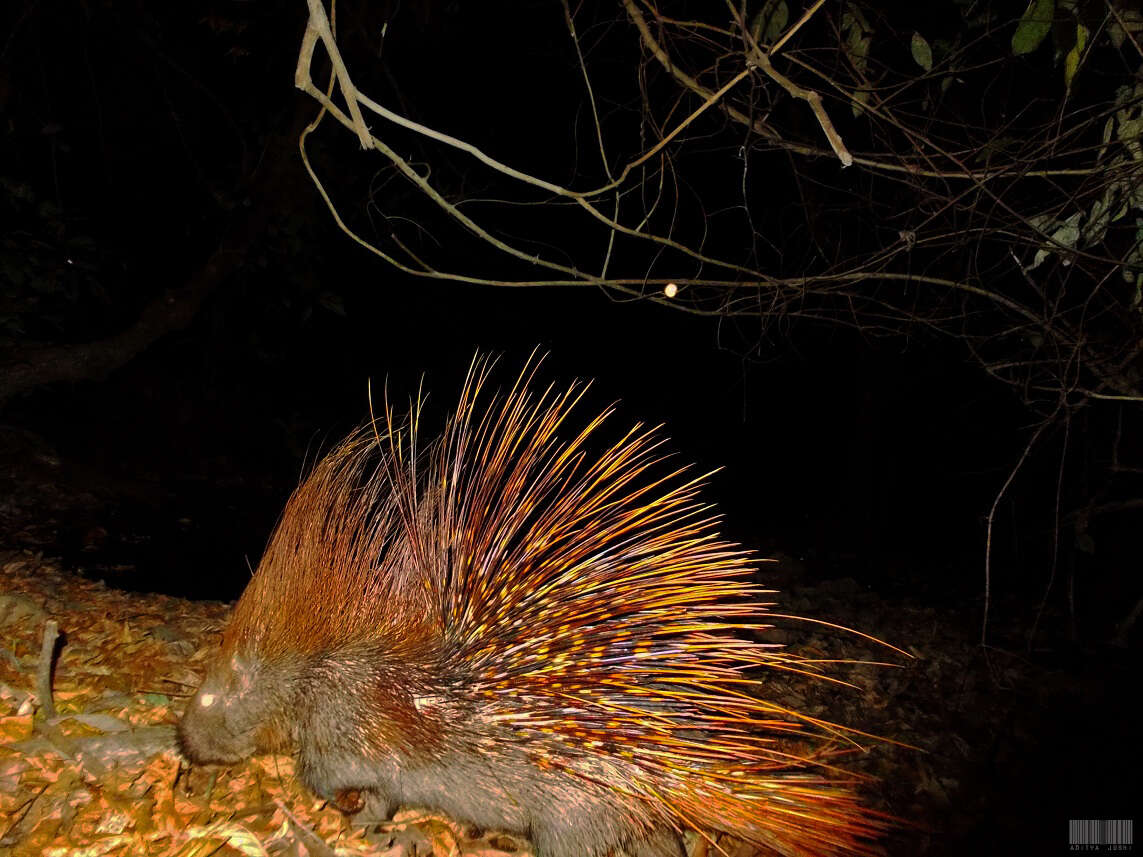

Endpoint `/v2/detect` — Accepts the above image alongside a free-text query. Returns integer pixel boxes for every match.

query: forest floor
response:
[0,436,1135,856]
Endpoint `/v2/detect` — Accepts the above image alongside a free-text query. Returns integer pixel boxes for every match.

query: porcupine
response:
[178,356,891,857]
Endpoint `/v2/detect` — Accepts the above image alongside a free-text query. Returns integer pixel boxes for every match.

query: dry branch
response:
[291,0,1143,410]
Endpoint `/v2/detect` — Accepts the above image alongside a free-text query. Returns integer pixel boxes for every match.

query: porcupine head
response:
[178,357,888,857]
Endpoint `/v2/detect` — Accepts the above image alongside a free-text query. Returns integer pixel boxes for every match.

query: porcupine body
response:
[178,358,888,857]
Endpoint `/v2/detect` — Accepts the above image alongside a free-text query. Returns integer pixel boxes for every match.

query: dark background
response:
[0,0,1048,602]
[0,2,1138,855]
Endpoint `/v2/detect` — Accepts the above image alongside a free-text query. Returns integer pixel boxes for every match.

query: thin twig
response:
[729,0,851,167]
[983,414,1056,646]
[37,619,58,720]
[300,0,373,149]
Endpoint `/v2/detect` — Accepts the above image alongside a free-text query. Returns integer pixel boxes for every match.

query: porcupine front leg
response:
[299,763,395,819]
[304,775,394,821]
[625,829,688,857]
[330,787,394,821]
[295,741,396,820]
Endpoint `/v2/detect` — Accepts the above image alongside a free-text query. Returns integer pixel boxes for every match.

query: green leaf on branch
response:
[842,5,873,77]
[750,0,789,45]
[1030,211,1082,270]
[1063,23,1087,89]
[911,32,932,71]
[1012,0,1054,55]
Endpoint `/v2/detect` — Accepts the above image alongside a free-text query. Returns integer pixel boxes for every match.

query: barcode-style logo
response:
[1070,819,1134,851]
